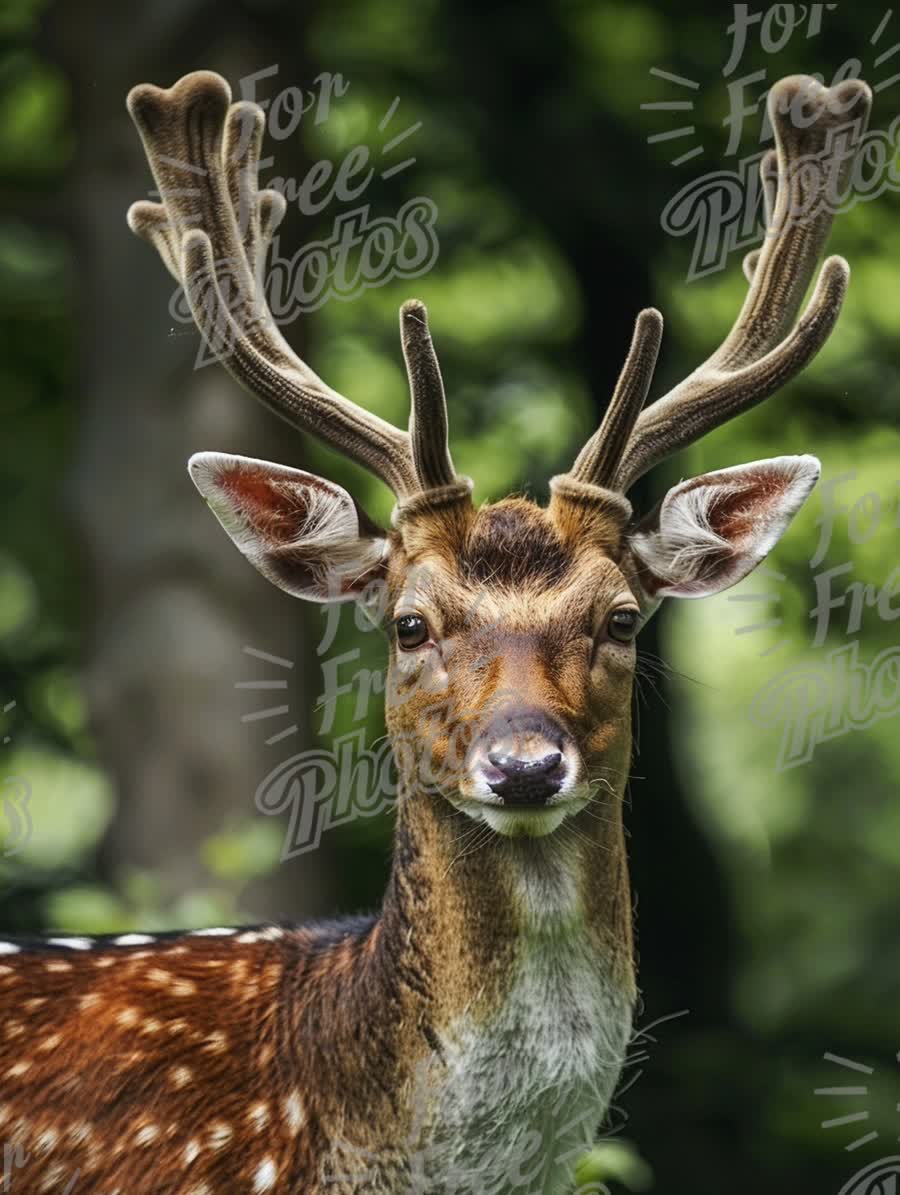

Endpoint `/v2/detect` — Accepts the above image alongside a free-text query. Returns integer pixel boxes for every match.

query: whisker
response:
[443,824,495,877]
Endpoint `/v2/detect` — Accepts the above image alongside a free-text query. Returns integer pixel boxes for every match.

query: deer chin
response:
[447,783,592,839]
[476,803,573,838]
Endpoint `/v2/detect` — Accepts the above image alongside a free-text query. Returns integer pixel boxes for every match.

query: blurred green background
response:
[2,1,900,1191]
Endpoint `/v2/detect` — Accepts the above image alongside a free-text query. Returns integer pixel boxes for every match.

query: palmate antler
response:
[126,71,460,501]
[561,74,871,498]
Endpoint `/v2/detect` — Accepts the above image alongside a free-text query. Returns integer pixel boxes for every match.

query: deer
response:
[0,69,871,1194]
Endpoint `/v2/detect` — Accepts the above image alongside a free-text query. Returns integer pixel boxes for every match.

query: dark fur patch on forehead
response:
[459,500,571,588]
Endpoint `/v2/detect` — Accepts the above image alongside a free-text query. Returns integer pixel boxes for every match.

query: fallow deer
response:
[0,71,871,1194]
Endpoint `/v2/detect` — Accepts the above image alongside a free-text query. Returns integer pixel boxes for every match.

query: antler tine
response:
[610,74,871,495]
[400,300,457,491]
[742,149,778,282]
[125,71,454,500]
[566,307,664,490]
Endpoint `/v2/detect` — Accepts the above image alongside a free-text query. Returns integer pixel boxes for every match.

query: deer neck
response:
[378,781,636,1027]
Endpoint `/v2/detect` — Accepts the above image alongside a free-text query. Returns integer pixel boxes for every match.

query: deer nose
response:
[485,751,565,806]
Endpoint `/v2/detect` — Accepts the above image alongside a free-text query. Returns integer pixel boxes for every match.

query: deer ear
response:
[626,455,820,601]
[188,453,388,603]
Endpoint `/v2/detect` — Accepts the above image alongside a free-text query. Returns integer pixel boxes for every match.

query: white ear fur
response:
[628,455,820,600]
[188,452,388,603]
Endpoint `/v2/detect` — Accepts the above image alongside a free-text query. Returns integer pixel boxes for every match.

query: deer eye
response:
[606,608,639,643]
[395,614,431,650]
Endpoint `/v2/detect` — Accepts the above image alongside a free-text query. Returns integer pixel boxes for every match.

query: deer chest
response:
[412,938,633,1195]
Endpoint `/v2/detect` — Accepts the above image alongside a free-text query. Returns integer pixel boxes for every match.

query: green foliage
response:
[203,820,285,882]
[576,1142,653,1191]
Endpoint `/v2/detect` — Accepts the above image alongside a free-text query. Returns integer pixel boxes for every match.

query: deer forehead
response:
[388,497,635,628]
[389,553,633,637]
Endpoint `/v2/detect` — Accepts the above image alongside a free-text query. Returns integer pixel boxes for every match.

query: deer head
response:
[126,70,870,846]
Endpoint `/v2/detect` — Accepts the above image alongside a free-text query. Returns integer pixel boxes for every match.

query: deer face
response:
[382,497,639,838]
[189,451,819,840]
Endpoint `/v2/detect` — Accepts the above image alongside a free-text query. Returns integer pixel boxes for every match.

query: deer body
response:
[0,68,872,1193]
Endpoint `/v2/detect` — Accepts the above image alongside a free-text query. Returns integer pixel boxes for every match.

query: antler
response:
[126,71,460,501]
[562,75,871,497]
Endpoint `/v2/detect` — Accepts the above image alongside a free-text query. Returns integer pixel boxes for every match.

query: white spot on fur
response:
[36,1128,58,1153]
[48,937,92,950]
[237,926,285,944]
[190,927,236,937]
[114,934,155,946]
[203,1031,227,1053]
[40,1164,65,1191]
[283,1090,305,1134]
[136,1124,159,1146]
[170,1066,192,1088]
[248,1101,270,1131]
[209,1121,232,1149]
[68,1122,91,1145]
[253,1159,277,1191]
[183,1139,201,1165]
[0,943,20,955]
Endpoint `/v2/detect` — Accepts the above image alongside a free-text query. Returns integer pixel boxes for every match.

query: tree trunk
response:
[51,0,337,922]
